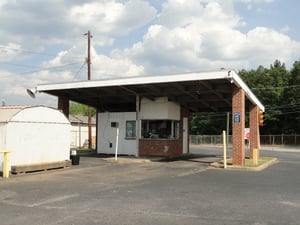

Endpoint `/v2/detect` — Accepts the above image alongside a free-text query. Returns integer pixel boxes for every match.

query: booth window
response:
[142,120,179,139]
[126,121,136,139]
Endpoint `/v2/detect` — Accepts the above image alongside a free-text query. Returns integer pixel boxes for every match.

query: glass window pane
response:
[126,121,136,138]
[141,120,179,140]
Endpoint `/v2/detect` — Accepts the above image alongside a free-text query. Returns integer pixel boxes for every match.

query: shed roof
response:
[36,70,264,112]
[0,105,70,124]
[69,114,96,125]
[0,106,27,123]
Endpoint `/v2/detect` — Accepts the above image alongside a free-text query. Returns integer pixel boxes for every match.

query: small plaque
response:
[234,112,240,123]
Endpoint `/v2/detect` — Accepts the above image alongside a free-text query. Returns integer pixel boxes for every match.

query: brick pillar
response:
[232,86,245,165]
[249,104,260,159]
[58,96,69,118]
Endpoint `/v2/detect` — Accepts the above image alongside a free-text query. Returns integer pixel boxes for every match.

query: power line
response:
[0,45,83,59]
[0,62,82,79]
[266,103,300,110]
[267,110,300,116]
[0,62,41,69]
[18,62,81,75]
[73,61,87,81]
[252,84,300,90]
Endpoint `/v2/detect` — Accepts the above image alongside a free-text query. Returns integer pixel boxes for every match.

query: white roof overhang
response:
[35,70,264,112]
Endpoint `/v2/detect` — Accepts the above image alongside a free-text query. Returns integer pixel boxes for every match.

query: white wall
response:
[0,123,6,169]
[6,122,70,167]
[70,125,96,148]
[0,106,70,171]
[140,97,180,120]
[97,112,137,156]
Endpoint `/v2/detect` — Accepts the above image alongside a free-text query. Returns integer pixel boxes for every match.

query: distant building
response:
[69,115,96,149]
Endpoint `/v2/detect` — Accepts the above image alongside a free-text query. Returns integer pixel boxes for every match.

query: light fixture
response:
[26,88,37,98]
[226,70,234,84]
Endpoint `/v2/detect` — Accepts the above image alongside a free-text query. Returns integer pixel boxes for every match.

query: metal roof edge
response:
[36,70,231,92]
[229,70,265,111]
[34,69,265,111]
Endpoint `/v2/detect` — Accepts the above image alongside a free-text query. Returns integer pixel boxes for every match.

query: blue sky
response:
[0,0,299,106]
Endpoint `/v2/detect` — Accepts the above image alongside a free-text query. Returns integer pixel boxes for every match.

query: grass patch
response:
[226,157,275,167]
[244,157,274,167]
[75,149,97,154]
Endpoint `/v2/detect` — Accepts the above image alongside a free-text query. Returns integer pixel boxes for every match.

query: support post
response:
[1,150,11,178]
[222,130,227,169]
[115,127,119,161]
[136,95,140,157]
[253,148,258,165]
[58,96,69,118]
[232,86,245,166]
[249,104,260,159]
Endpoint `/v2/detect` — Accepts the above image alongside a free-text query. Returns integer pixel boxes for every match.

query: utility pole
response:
[85,30,92,149]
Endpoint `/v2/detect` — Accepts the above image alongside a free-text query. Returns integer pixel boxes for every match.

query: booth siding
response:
[0,105,71,173]
[139,106,190,157]
[97,97,190,157]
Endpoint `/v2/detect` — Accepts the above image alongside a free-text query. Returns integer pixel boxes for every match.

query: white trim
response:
[36,70,230,91]
[228,71,265,111]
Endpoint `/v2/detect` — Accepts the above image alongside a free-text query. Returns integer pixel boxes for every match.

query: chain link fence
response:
[190,134,300,145]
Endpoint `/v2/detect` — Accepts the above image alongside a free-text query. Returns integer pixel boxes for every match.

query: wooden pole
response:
[85,30,93,149]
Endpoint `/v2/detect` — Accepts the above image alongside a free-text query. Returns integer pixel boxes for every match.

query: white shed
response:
[0,105,70,172]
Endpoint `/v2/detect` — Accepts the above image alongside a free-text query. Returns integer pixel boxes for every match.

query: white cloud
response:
[0,43,22,61]
[0,0,157,49]
[0,0,299,106]
[158,1,242,29]
[114,0,300,73]
[68,0,157,46]
[91,54,145,79]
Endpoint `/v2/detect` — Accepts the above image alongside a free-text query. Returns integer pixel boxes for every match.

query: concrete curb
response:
[261,148,300,153]
[210,158,278,171]
[101,157,152,164]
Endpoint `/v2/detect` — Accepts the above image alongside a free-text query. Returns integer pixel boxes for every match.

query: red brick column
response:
[249,104,260,159]
[232,87,245,165]
[58,96,69,118]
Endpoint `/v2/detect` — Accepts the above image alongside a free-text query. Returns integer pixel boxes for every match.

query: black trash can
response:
[70,155,80,165]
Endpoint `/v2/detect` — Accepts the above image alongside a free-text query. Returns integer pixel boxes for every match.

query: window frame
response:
[141,119,180,140]
[125,120,136,139]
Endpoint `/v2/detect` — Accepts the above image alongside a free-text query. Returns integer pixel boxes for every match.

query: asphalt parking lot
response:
[0,146,300,225]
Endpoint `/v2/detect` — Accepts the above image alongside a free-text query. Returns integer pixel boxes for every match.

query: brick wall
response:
[58,96,69,118]
[232,87,245,165]
[139,139,182,157]
[249,104,260,159]
[138,105,190,157]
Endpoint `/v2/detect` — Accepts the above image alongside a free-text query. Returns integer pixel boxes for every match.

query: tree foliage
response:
[191,60,300,135]
[69,102,96,116]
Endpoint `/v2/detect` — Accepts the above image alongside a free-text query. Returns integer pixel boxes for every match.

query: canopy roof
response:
[36,70,264,112]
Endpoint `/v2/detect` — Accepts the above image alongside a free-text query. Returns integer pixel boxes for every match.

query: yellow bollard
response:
[0,150,11,178]
[253,148,258,166]
[222,130,227,169]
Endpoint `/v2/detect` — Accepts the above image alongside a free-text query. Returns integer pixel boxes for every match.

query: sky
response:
[0,0,299,107]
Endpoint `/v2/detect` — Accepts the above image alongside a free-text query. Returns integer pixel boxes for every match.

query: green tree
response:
[282,60,300,133]
[190,112,228,135]
[69,102,96,116]
[240,60,290,134]
[191,60,299,135]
